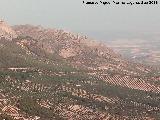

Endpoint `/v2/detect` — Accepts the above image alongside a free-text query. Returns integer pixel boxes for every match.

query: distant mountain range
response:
[0,20,160,120]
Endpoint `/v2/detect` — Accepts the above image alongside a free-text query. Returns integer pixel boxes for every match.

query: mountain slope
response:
[0,22,159,120]
[13,25,160,92]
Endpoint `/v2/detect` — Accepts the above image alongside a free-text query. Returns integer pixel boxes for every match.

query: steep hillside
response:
[0,22,159,120]
[13,25,152,71]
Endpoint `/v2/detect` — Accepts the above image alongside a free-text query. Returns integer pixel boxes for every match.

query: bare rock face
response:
[0,20,17,40]
[59,47,77,58]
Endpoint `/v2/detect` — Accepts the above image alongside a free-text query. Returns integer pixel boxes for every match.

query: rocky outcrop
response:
[0,20,17,40]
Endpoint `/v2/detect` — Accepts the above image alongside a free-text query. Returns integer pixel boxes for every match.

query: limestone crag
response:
[0,20,17,40]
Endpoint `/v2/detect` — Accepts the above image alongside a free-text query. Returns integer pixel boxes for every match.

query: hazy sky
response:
[0,0,160,40]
